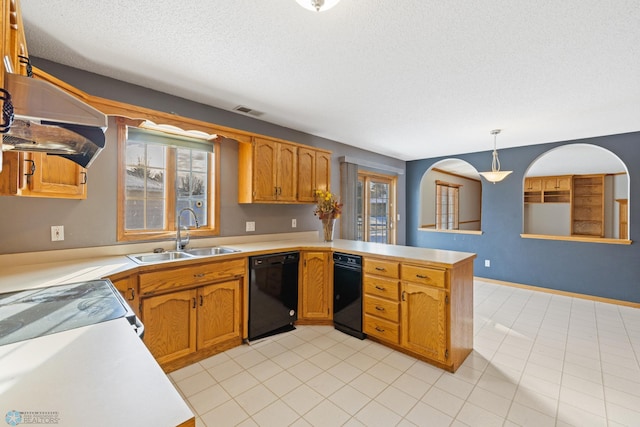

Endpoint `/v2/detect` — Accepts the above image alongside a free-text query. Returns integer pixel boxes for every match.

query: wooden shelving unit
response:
[524,175,571,204]
[571,174,604,237]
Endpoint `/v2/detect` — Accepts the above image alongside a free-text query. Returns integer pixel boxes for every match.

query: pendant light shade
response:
[295,0,341,12]
[479,129,512,184]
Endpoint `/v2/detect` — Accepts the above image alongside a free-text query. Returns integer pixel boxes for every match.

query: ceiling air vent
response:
[233,105,264,117]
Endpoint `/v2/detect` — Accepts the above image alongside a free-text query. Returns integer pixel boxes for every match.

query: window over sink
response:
[116,118,220,242]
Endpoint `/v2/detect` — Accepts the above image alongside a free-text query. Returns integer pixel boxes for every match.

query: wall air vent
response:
[233,105,264,117]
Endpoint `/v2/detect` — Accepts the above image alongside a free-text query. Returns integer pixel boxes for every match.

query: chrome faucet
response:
[176,208,199,251]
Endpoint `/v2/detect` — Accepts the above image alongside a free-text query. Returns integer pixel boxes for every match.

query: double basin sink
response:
[127,246,240,264]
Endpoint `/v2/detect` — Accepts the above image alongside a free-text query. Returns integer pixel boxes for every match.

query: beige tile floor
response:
[168,280,640,426]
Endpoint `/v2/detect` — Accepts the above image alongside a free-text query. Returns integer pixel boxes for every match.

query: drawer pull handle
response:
[402,291,406,301]
[200,295,204,306]
[375,267,386,271]
[375,326,385,333]
[416,274,429,279]
[375,285,386,291]
[127,287,135,301]
[375,306,385,311]
[192,297,196,309]
[194,273,205,278]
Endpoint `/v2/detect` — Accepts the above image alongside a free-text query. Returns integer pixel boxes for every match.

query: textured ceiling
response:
[19,1,640,161]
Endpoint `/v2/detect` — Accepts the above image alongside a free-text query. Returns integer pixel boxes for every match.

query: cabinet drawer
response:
[364,258,399,279]
[401,264,447,288]
[364,295,399,322]
[140,258,245,295]
[364,276,400,301]
[364,314,400,344]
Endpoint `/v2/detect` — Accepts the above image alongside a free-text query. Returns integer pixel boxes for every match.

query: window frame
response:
[435,180,461,230]
[116,117,221,242]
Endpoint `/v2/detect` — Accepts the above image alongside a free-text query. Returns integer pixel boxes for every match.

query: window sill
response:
[418,228,483,235]
[520,234,632,245]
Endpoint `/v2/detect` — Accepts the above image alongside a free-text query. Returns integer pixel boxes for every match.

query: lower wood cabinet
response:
[401,282,447,363]
[108,272,141,318]
[298,251,332,323]
[142,278,242,369]
[363,256,473,372]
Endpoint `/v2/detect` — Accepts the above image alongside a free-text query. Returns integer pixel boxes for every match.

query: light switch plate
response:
[246,221,255,232]
[292,219,297,228]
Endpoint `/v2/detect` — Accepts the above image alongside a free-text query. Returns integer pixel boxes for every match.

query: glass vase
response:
[322,217,336,242]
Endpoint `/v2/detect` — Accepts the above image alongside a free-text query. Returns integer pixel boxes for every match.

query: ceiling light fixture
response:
[295,0,341,12]
[478,129,513,184]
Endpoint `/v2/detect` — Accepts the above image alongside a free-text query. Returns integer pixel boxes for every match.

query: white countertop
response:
[0,318,193,427]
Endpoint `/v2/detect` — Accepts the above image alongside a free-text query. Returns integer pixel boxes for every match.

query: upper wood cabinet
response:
[524,175,571,204]
[297,147,331,202]
[0,151,87,198]
[238,136,331,204]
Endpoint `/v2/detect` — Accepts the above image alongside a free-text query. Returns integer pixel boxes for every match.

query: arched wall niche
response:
[523,143,630,241]
[419,159,482,233]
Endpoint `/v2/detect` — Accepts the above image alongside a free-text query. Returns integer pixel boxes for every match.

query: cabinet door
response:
[297,147,316,202]
[197,279,241,349]
[300,251,331,320]
[142,289,197,365]
[27,153,87,198]
[277,141,297,202]
[314,150,331,194]
[253,138,278,201]
[401,282,447,363]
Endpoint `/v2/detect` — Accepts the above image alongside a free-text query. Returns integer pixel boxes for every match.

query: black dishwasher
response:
[248,252,299,341]
[333,252,365,339]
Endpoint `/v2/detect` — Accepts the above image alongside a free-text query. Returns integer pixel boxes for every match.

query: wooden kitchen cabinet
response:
[139,257,245,372]
[298,251,332,323]
[401,280,447,363]
[362,256,473,373]
[142,288,197,366]
[108,272,141,318]
[197,279,242,349]
[239,136,297,202]
[363,257,401,344]
[238,136,331,204]
[297,147,331,202]
[0,148,87,198]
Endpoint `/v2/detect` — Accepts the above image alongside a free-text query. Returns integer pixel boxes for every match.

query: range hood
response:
[1,71,108,168]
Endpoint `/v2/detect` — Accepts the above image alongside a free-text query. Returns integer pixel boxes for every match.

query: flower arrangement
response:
[313,189,342,220]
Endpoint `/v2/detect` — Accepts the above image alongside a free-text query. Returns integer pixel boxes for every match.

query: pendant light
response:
[295,0,341,12]
[478,129,513,184]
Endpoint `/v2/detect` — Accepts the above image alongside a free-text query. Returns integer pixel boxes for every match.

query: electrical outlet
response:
[246,221,255,232]
[484,259,490,268]
[292,219,297,228]
[51,225,64,241]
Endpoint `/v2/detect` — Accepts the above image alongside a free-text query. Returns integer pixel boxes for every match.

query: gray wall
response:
[406,132,640,303]
[0,58,406,254]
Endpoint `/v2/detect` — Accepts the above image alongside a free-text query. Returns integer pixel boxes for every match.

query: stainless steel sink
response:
[127,247,240,264]
[127,251,196,264]
[184,246,241,256]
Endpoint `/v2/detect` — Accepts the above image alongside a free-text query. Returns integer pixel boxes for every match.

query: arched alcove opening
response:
[419,159,482,233]
[523,143,630,241]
